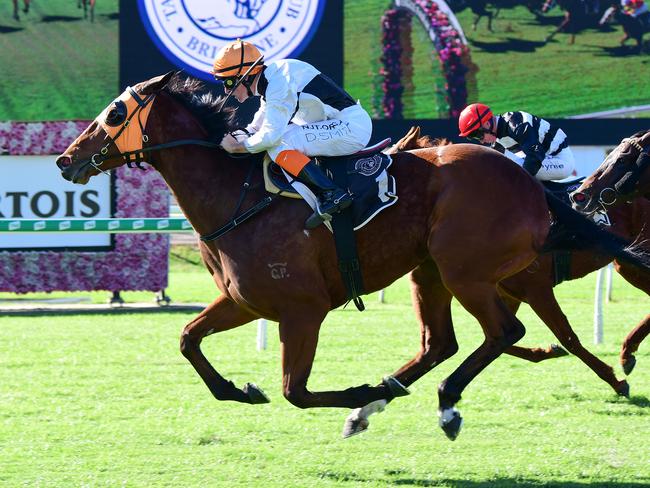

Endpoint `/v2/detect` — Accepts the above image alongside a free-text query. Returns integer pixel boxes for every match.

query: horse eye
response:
[105,101,127,127]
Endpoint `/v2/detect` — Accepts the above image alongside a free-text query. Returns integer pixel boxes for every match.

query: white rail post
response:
[257,319,268,351]
[378,289,386,303]
[594,267,605,344]
[606,262,614,303]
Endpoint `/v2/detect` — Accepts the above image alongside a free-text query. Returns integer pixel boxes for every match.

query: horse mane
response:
[418,136,452,148]
[162,72,237,141]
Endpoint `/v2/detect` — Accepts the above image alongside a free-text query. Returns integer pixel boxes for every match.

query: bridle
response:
[73,84,278,242]
[573,135,650,211]
[75,86,223,181]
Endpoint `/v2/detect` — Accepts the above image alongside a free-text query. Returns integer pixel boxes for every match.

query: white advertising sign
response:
[0,156,113,250]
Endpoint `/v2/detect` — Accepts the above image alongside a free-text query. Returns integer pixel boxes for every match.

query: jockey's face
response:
[231,83,250,103]
[479,118,497,144]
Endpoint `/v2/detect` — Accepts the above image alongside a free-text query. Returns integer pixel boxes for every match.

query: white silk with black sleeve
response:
[241,59,372,161]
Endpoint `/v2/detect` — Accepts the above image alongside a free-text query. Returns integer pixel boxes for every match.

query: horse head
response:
[571,130,650,214]
[56,71,237,185]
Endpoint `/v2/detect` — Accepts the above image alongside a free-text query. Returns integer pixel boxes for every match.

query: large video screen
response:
[345,0,650,120]
[0,0,118,121]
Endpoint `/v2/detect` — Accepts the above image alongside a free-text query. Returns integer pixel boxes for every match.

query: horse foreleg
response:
[13,0,19,20]
[436,278,526,441]
[344,260,456,438]
[89,0,95,22]
[278,307,405,410]
[180,295,268,404]
[614,260,650,374]
[526,287,629,396]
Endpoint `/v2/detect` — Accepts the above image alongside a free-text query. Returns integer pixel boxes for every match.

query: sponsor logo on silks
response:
[137,0,326,81]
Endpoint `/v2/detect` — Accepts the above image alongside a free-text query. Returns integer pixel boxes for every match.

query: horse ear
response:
[140,71,176,94]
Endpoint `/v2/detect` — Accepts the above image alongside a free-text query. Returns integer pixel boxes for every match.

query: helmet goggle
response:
[218,76,240,92]
[466,128,486,141]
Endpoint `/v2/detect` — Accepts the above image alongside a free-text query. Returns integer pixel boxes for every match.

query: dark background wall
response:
[119,0,647,145]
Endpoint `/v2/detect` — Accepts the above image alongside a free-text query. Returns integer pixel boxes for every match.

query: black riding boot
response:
[295,160,353,229]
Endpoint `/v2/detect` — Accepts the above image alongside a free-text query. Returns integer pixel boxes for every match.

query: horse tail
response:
[542,190,650,271]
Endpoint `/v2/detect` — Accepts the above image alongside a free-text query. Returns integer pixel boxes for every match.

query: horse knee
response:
[283,385,310,409]
[179,327,202,358]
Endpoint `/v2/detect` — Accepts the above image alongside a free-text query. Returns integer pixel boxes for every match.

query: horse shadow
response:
[470,38,546,53]
[0,25,23,33]
[40,15,82,23]
[318,471,650,487]
[522,14,565,26]
[594,44,648,57]
[101,13,120,21]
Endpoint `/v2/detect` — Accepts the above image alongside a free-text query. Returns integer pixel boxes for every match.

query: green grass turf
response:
[0,0,118,121]
[0,246,648,487]
[345,2,650,119]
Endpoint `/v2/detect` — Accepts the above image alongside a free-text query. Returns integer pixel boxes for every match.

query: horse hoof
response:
[382,376,410,398]
[342,416,369,439]
[438,407,463,441]
[243,383,270,404]
[616,380,630,398]
[550,344,569,357]
[622,355,636,376]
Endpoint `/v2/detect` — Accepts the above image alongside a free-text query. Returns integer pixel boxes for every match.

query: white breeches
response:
[266,104,373,161]
[505,147,576,181]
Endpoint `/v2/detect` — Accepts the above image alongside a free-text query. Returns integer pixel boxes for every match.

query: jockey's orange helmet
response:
[212,40,264,85]
[458,103,493,137]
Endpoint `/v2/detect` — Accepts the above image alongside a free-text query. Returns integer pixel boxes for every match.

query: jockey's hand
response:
[220,134,248,153]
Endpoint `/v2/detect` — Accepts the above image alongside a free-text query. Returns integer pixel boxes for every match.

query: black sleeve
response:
[490,142,505,153]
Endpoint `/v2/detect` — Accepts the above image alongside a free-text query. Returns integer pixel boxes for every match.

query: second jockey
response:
[213,40,373,229]
[458,103,576,181]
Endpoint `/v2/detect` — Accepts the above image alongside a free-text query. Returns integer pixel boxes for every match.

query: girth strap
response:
[328,163,366,311]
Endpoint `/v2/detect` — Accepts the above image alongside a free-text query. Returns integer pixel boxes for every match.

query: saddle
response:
[263,138,398,230]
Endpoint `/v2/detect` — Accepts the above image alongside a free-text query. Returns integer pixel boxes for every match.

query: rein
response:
[78,85,278,241]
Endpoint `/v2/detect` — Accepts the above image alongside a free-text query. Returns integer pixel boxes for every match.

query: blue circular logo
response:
[137,0,326,81]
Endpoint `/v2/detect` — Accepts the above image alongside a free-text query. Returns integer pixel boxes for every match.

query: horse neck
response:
[147,96,249,236]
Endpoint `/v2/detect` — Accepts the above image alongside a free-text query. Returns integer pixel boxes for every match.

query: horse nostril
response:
[572,192,587,203]
[56,155,72,170]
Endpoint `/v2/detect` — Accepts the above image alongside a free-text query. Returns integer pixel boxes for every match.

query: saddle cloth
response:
[263,139,398,230]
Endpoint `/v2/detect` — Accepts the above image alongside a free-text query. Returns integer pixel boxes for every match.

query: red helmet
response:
[458,103,493,137]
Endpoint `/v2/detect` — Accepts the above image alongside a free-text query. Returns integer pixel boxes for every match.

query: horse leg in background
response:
[180,295,270,404]
[501,295,569,362]
[526,286,629,396]
[13,0,19,20]
[614,260,650,374]
[277,303,408,409]
[343,259,457,438]
[89,0,95,22]
[22,0,29,13]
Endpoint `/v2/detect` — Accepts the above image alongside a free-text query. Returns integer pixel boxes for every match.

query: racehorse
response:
[77,0,95,22]
[600,1,650,51]
[543,0,603,43]
[55,72,649,441]
[342,128,649,437]
[448,0,545,31]
[12,0,30,20]
[398,128,649,380]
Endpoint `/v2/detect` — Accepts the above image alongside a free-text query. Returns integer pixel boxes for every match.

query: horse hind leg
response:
[436,277,527,441]
[343,259,458,438]
[180,295,268,404]
[527,287,629,397]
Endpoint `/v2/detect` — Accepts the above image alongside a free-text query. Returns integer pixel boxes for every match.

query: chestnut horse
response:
[78,0,95,22]
[400,129,648,380]
[571,129,650,374]
[56,73,649,440]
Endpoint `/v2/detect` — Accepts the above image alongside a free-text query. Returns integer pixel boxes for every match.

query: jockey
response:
[458,103,575,181]
[213,39,373,229]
